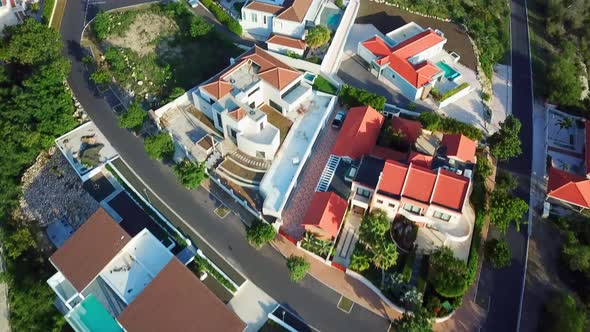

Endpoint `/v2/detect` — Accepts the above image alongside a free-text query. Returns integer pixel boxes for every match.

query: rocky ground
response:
[17,148,99,229]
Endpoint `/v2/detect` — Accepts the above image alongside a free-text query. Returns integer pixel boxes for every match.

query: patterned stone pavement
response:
[280,107,343,239]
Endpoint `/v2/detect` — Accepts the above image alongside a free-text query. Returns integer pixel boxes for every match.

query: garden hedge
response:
[200,0,243,35]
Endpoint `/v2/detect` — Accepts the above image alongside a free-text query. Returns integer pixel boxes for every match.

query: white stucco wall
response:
[371,194,400,220]
[357,43,377,64]
[267,42,305,56]
[240,8,274,37]
[236,129,280,160]
[273,18,305,39]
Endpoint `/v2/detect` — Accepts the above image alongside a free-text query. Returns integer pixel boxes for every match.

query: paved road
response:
[59,0,389,330]
[478,0,534,330]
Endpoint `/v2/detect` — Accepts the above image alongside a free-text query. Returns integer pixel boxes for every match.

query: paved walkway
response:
[228,281,278,332]
[280,106,342,239]
[272,235,402,322]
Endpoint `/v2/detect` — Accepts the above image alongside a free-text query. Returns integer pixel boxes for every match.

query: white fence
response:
[320,0,359,75]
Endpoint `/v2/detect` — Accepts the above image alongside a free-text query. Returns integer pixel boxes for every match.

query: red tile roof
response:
[267,34,307,50]
[408,151,433,168]
[371,145,407,162]
[201,80,233,100]
[586,121,590,175]
[441,133,477,163]
[332,106,384,159]
[377,160,409,197]
[245,1,284,14]
[118,258,246,332]
[50,209,131,292]
[228,107,246,121]
[258,67,301,90]
[402,164,437,203]
[276,0,314,22]
[391,116,422,144]
[302,192,347,239]
[361,30,445,88]
[431,169,469,211]
[547,167,590,208]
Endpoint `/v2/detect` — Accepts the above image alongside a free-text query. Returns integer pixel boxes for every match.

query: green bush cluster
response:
[428,246,469,298]
[312,75,338,95]
[485,238,511,269]
[92,10,137,40]
[173,158,207,189]
[200,0,243,35]
[118,102,147,132]
[246,220,276,248]
[301,232,333,257]
[306,25,331,48]
[339,84,387,110]
[286,255,310,282]
[401,249,416,282]
[418,112,483,141]
[192,255,237,292]
[435,83,470,102]
[41,0,55,24]
[144,132,175,160]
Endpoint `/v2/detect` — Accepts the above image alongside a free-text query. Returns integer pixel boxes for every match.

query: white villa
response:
[0,0,27,33]
[240,0,323,40]
[357,22,465,101]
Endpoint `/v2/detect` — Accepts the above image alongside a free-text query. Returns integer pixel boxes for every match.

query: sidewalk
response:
[272,235,402,322]
[228,281,278,332]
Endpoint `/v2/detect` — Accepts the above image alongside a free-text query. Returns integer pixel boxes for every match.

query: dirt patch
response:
[106,12,179,56]
[356,1,477,72]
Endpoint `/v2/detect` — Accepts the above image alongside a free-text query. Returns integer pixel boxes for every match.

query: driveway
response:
[59,0,390,330]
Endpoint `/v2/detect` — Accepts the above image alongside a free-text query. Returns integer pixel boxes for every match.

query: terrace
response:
[260,91,336,217]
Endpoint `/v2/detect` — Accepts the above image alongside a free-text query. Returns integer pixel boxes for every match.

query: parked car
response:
[188,0,199,8]
[332,111,346,128]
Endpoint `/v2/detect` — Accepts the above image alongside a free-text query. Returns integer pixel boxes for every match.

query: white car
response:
[332,111,346,129]
[188,0,199,8]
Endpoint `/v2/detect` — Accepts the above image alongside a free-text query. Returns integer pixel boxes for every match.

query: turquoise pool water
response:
[304,73,317,82]
[320,7,342,31]
[66,295,123,332]
[436,61,460,79]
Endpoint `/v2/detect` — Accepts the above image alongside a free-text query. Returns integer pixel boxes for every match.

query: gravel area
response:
[17,148,99,229]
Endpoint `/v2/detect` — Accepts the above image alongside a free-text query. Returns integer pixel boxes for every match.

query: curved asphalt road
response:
[478,0,534,330]
[59,0,389,331]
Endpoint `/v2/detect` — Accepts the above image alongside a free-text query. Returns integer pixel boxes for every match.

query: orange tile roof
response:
[377,160,408,197]
[431,169,469,211]
[201,80,233,100]
[267,34,307,50]
[361,30,445,88]
[547,167,590,208]
[228,107,246,121]
[408,151,433,168]
[441,133,477,163]
[258,67,301,90]
[331,106,384,159]
[391,116,422,144]
[245,1,284,14]
[401,163,437,203]
[302,192,347,239]
[276,0,314,22]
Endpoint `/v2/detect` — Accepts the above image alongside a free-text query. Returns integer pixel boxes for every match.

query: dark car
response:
[332,111,346,129]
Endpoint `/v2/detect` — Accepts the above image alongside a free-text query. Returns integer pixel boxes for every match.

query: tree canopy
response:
[305,25,331,48]
[545,293,588,332]
[488,190,528,234]
[246,220,276,248]
[358,210,398,271]
[190,16,213,38]
[392,307,434,332]
[144,132,175,160]
[118,102,147,132]
[339,84,387,110]
[428,247,469,298]
[485,238,512,269]
[547,42,583,107]
[286,255,310,282]
[172,158,207,189]
[489,115,522,161]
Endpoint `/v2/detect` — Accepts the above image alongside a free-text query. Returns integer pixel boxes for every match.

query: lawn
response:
[312,75,338,95]
[88,3,242,106]
[260,104,293,143]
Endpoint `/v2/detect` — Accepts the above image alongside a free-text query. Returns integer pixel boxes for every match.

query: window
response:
[376,199,384,204]
[356,187,370,198]
[263,16,267,24]
[280,82,301,99]
[403,204,421,214]
[256,151,266,159]
[388,203,396,208]
[269,100,282,113]
[433,211,452,221]
[251,13,257,23]
[247,86,260,97]
[216,113,222,126]
[260,122,264,130]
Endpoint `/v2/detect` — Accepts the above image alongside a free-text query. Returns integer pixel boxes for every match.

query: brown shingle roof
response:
[245,1,284,14]
[276,0,314,22]
[267,34,306,50]
[50,208,131,292]
[118,258,246,332]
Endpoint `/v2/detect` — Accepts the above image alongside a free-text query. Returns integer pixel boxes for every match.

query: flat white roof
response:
[260,91,336,216]
[99,230,173,304]
[385,22,425,45]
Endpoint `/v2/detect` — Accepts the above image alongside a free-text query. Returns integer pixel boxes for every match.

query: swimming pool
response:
[66,295,123,332]
[304,72,317,83]
[320,7,343,31]
[436,61,460,80]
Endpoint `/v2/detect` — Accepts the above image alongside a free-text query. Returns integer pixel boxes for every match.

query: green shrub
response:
[339,84,387,110]
[286,51,301,59]
[201,0,242,35]
[246,220,276,248]
[312,75,338,95]
[335,0,345,9]
[401,250,416,282]
[90,68,111,85]
[349,245,373,272]
[144,132,175,160]
[190,16,213,38]
[485,238,511,269]
[417,112,483,141]
[428,247,469,298]
[118,102,146,131]
[438,83,470,102]
[41,0,55,24]
[192,255,237,292]
[173,158,207,189]
[482,92,491,102]
[92,10,137,40]
[545,293,588,332]
[286,255,310,282]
